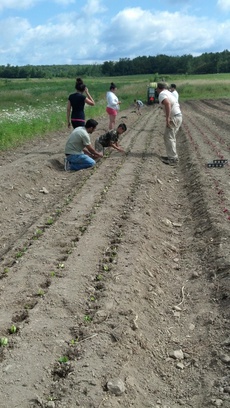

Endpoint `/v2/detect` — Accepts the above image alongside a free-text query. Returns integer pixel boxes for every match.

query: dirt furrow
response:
[0,103,230,408]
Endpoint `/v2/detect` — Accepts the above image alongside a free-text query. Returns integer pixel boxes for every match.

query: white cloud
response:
[217,0,230,11]
[0,4,230,65]
[0,0,35,11]
[99,8,222,59]
[0,0,74,12]
[82,0,106,15]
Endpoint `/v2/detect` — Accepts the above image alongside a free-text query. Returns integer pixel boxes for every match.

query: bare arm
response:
[162,98,171,127]
[67,100,71,128]
[85,87,95,106]
[110,143,125,153]
[84,144,103,159]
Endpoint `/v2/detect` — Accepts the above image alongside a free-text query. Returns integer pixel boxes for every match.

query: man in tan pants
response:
[156,82,182,166]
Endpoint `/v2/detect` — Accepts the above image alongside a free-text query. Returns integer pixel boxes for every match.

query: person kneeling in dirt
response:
[64,119,103,171]
[94,123,127,155]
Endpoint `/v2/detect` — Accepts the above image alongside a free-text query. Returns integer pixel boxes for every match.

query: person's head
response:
[170,83,176,90]
[156,82,168,93]
[117,123,127,135]
[85,119,98,133]
[75,77,86,92]
[109,82,117,92]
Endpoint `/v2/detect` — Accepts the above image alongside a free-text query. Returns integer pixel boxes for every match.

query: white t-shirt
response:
[158,89,181,117]
[106,91,119,110]
[171,90,179,102]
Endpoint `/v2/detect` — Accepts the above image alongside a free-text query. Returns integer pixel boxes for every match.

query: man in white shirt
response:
[170,84,179,102]
[156,82,182,166]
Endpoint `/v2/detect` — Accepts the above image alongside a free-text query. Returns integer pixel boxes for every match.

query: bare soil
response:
[0,100,230,408]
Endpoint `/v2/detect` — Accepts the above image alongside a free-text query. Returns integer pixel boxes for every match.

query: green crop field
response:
[0,73,230,150]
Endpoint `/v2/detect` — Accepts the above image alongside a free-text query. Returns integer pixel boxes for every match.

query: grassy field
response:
[0,73,230,150]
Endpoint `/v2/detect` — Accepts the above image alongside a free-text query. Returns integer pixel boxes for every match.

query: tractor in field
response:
[147,82,158,104]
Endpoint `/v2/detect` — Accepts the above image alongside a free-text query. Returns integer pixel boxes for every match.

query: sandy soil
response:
[0,100,230,408]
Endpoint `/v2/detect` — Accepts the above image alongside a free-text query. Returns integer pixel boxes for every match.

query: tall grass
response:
[1,74,230,150]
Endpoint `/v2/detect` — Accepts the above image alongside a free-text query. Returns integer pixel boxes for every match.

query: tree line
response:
[0,50,230,79]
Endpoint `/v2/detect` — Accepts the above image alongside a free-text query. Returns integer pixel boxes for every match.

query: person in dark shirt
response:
[67,78,95,129]
[94,123,127,155]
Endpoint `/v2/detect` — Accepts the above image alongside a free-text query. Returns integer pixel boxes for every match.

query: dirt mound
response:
[0,102,230,408]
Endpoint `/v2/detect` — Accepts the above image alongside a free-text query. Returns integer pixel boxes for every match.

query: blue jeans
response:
[66,154,95,171]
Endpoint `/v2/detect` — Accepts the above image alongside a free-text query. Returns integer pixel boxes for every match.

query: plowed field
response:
[0,100,230,408]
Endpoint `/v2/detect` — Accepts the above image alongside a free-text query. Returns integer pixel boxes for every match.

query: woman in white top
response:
[106,82,121,129]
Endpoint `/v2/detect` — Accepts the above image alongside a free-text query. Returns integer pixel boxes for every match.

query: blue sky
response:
[0,0,230,66]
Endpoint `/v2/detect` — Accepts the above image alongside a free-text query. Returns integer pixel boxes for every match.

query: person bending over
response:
[95,123,127,155]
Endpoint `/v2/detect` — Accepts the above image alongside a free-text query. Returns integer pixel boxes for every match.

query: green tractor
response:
[147,82,158,104]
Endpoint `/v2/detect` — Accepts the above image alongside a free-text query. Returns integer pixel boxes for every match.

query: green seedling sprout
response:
[9,324,17,334]
[50,271,56,277]
[58,263,65,269]
[0,337,8,346]
[84,315,92,322]
[46,218,54,225]
[58,356,69,363]
[37,289,45,297]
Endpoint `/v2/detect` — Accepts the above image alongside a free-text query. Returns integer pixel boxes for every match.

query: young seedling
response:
[46,218,54,225]
[50,271,56,277]
[33,229,43,240]
[84,315,92,322]
[70,339,76,345]
[15,247,27,258]
[9,324,17,334]
[0,337,8,346]
[37,289,45,297]
[58,263,65,269]
[58,356,69,363]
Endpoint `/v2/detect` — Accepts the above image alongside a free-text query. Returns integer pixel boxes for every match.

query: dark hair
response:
[75,77,86,92]
[118,123,127,132]
[170,83,176,89]
[109,82,117,90]
[85,119,98,129]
